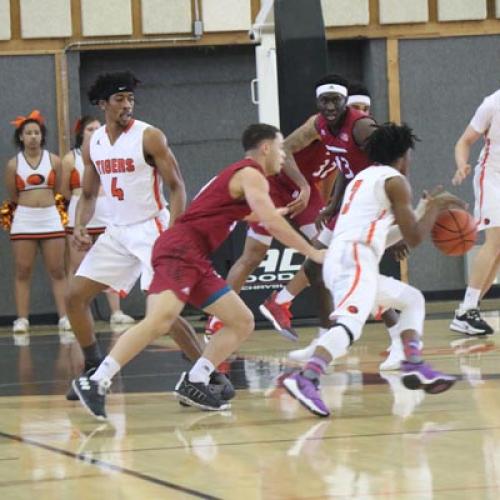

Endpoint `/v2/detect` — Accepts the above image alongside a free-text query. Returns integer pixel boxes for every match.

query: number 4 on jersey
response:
[111,177,124,200]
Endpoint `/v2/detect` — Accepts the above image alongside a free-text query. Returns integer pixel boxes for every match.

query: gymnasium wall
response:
[399,35,500,291]
[0,34,496,320]
[0,55,77,321]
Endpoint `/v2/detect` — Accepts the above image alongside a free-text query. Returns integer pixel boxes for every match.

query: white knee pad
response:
[393,285,425,337]
[316,316,364,360]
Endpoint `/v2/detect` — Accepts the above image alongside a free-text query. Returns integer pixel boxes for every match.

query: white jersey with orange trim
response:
[470,89,500,172]
[89,119,168,226]
[468,90,500,230]
[331,165,402,260]
[15,150,55,192]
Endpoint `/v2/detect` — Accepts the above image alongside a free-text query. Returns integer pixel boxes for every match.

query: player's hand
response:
[315,205,334,231]
[307,248,326,264]
[72,225,92,251]
[427,189,467,211]
[286,185,310,218]
[389,240,410,262]
[452,163,472,186]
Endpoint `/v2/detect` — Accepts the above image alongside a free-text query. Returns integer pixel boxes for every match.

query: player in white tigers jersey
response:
[62,115,134,326]
[450,89,500,335]
[283,123,463,417]
[89,118,168,226]
[64,71,213,401]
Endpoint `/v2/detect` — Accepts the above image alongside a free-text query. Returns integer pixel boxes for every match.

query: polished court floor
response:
[1,303,500,499]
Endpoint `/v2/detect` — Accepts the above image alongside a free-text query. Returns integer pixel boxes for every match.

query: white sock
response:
[275,288,295,305]
[461,287,481,311]
[387,324,401,343]
[318,327,329,337]
[90,355,121,382]
[189,357,215,385]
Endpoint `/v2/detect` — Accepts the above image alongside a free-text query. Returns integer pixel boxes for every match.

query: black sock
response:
[83,342,103,370]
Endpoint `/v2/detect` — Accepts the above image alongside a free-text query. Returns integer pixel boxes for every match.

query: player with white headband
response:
[258,75,383,338]
[347,82,371,115]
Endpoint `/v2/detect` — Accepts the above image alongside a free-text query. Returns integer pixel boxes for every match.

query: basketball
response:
[431,208,477,256]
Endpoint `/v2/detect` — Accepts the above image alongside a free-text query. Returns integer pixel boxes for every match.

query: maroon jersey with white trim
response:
[175,158,264,252]
[270,140,335,201]
[293,140,335,183]
[316,107,371,181]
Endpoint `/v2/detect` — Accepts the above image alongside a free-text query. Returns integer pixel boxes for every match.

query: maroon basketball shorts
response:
[149,226,230,309]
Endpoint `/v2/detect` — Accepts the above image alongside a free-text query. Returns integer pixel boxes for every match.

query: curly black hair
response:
[88,71,140,104]
[364,122,419,165]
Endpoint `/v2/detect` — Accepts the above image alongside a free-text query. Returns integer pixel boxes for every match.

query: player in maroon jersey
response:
[71,123,326,418]
[259,75,378,339]
[204,138,335,335]
[204,77,350,339]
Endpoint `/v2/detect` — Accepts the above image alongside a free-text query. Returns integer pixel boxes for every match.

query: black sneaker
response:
[175,372,231,411]
[178,370,235,407]
[66,367,97,401]
[72,376,111,420]
[210,371,235,400]
[450,308,494,336]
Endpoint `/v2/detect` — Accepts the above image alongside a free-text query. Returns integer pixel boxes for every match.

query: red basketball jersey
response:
[315,107,372,181]
[175,158,264,252]
[293,140,334,183]
[269,140,334,202]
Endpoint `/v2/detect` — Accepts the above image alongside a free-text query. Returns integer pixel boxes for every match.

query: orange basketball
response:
[431,209,477,256]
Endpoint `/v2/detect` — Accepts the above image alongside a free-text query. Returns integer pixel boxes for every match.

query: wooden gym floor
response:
[0,300,499,499]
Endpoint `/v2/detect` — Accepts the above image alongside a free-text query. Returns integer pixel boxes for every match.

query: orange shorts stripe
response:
[336,243,362,309]
[154,217,165,234]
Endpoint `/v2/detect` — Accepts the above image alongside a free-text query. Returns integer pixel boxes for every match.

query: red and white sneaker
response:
[259,291,298,341]
[204,315,224,343]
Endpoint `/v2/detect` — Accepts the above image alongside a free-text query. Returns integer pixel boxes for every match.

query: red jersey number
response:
[111,177,124,201]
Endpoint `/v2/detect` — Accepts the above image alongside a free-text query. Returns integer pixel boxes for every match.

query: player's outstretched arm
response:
[235,167,324,264]
[281,115,322,217]
[143,127,186,225]
[453,125,481,186]
[316,171,348,229]
[386,176,465,247]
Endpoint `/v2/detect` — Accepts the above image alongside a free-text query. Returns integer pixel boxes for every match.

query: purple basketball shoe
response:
[401,361,456,394]
[283,371,330,417]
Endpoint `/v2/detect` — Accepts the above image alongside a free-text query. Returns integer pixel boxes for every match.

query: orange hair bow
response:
[10,109,45,129]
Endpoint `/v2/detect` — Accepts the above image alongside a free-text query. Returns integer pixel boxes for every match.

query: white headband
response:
[348,95,371,106]
[316,84,348,98]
